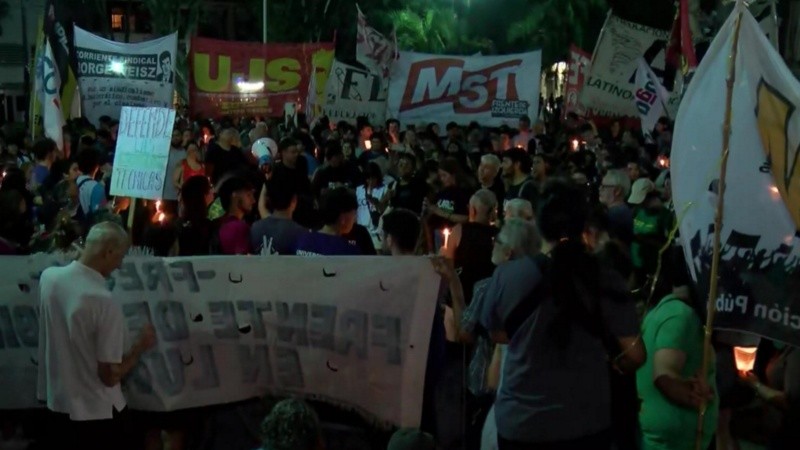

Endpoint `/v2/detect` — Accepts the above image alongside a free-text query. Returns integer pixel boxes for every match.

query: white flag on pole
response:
[356,4,397,77]
[633,57,670,135]
[35,38,65,150]
[671,3,800,346]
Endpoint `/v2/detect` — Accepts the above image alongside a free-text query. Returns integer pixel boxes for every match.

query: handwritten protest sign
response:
[0,254,439,428]
[110,106,176,200]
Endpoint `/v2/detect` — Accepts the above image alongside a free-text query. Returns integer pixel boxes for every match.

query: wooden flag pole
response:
[694,8,744,450]
[127,198,137,239]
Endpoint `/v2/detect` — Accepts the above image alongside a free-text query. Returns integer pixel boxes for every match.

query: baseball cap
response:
[387,428,436,450]
[628,178,656,205]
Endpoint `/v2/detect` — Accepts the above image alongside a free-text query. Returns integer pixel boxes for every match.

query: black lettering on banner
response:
[122,302,154,336]
[371,315,402,365]
[208,301,238,339]
[115,262,144,291]
[141,261,173,292]
[336,310,367,359]
[168,261,201,293]
[144,348,185,396]
[75,47,160,81]
[308,304,337,351]
[276,302,309,346]
[236,301,271,339]
[191,345,220,390]
[0,306,21,348]
[238,345,274,385]
[275,346,304,389]
[12,306,38,348]
[127,360,155,394]
[153,301,189,342]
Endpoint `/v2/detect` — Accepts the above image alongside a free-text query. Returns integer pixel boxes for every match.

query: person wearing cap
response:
[629,177,671,294]
[387,428,436,450]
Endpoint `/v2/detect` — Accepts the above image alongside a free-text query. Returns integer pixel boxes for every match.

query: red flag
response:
[666,0,698,71]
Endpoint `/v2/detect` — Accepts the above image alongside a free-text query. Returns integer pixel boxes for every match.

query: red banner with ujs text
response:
[190,37,334,118]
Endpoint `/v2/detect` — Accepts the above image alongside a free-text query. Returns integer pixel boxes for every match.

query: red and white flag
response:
[356,4,397,77]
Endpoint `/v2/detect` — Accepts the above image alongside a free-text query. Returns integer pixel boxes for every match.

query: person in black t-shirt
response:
[267,137,316,229]
[501,148,539,212]
[204,128,250,185]
[311,141,355,198]
[425,157,472,248]
[388,152,428,215]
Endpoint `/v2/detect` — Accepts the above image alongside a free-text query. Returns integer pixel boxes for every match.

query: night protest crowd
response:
[0,104,797,450]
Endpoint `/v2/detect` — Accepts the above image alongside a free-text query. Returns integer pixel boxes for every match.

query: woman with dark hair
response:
[175,175,215,256]
[478,178,644,450]
[425,157,473,248]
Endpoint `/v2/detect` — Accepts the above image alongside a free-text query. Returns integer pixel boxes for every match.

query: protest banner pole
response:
[127,198,136,238]
[694,8,744,450]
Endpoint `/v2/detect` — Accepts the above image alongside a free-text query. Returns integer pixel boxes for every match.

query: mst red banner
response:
[190,37,334,118]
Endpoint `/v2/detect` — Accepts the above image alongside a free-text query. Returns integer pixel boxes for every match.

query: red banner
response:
[190,37,334,118]
[563,44,591,120]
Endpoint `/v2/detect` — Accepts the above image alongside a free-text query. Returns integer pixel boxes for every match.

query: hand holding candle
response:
[443,228,451,251]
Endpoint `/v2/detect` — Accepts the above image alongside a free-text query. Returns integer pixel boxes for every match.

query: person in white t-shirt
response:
[37,221,156,450]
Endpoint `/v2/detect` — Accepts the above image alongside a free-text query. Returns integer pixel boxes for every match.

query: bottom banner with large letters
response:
[0,254,439,428]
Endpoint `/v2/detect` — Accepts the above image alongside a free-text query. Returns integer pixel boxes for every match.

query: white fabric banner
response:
[634,57,670,135]
[74,26,177,126]
[581,14,681,118]
[323,59,387,125]
[110,106,176,200]
[35,39,65,151]
[672,4,800,346]
[0,254,439,427]
[387,51,542,128]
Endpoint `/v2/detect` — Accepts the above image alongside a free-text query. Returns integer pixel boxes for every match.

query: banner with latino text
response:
[581,13,682,118]
[672,4,800,346]
[190,37,334,119]
[0,254,438,427]
[74,26,178,127]
[387,51,542,128]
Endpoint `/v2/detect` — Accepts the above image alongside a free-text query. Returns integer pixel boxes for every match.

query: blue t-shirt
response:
[33,165,50,186]
[295,232,360,256]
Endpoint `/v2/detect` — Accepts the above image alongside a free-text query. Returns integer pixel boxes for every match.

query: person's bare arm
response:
[652,348,713,409]
[258,183,269,219]
[173,163,184,191]
[741,372,789,410]
[486,345,503,390]
[97,325,156,388]
[613,336,646,374]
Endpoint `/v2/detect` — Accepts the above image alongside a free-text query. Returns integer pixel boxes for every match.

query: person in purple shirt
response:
[295,187,360,256]
[215,177,256,255]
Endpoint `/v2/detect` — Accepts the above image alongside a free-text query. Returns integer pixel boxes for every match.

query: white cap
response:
[628,178,656,205]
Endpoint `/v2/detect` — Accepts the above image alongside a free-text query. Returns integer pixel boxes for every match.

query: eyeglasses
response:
[600,184,618,190]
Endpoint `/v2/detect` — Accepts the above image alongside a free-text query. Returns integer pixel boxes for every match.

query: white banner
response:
[672,4,800,346]
[74,26,177,126]
[387,51,542,128]
[0,254,438,427]
[323,59,387,125]
[634,58,670,135]
[110,107,176,200]
[582,14,681,118]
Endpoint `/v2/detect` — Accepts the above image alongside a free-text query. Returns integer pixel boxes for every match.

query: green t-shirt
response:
[637,297,718,450]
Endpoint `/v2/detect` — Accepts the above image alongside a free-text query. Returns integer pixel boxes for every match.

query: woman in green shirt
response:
[637,294,718,450]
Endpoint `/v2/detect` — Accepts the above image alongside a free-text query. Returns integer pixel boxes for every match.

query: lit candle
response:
[443,228,451,250]
[157,212,166,224]
[733,346,758,372]
[365,140,372,150]
[571,139,579,151]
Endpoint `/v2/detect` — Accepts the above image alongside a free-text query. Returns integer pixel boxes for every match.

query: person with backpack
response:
[75,148,108,231]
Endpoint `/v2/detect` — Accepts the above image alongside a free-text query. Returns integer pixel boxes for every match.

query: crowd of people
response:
[0,106,797,450]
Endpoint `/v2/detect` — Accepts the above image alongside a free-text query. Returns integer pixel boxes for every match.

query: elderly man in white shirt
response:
[37,221,156,450]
